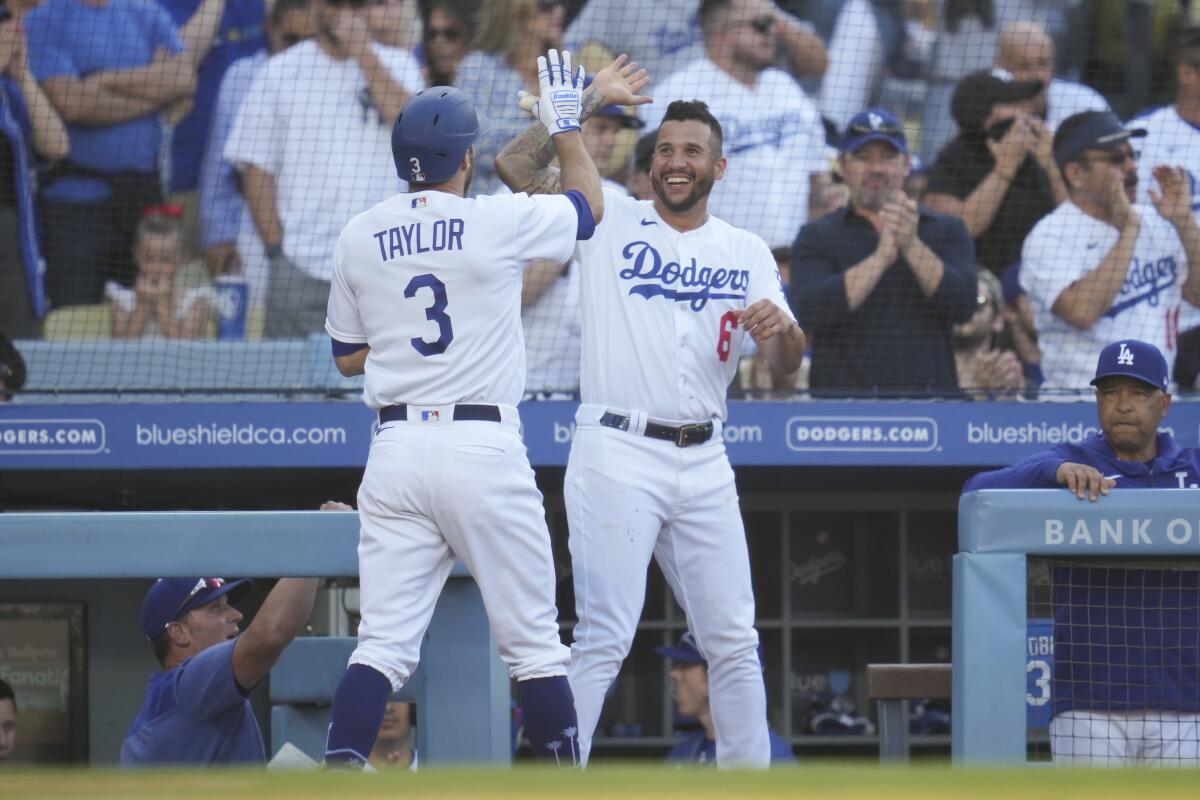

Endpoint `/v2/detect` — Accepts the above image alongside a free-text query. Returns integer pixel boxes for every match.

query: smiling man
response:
[962,339,1200,765]
[119,503,338,765]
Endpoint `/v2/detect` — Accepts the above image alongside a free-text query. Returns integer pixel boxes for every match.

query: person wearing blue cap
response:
[962,340,1200,765]
[656,632,794,765]
[119,502,341,765]
[1019,110,1200,394]
[789,107,977,397]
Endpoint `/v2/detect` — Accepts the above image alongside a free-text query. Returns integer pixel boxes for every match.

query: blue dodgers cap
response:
[655,631,706,664]
[1090,340,1169,392]
[654,631,766,667]
[140,577,251,643]
[840,108,907,154]
[1053,110,1147,169]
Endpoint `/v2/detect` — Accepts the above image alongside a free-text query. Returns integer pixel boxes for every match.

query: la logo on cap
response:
[868,112,883,129]
[1117,343,1134,366]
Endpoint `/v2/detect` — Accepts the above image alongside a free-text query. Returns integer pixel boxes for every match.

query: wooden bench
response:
[867,663,951,761]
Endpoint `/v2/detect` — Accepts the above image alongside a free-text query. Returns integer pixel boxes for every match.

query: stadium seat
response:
[41,305,112,341]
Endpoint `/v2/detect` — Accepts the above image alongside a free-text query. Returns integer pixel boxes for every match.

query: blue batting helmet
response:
[391,87,489,185]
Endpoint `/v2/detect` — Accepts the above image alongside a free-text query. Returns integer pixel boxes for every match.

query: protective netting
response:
[2,0,1198,399]
[1028,557,1200,766]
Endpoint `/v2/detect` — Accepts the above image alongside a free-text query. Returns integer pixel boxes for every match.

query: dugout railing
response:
[0,510,511,764]
[954,490,1200,763]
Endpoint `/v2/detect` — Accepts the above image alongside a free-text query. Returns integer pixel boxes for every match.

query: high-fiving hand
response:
[535,49,585,136]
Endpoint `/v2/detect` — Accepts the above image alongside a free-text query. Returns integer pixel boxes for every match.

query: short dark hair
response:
[0,332,26,397]
[634,131,656,172]
[698,0,732,29]
[657,100,724,155]
[152,633,172,666]
[0,678,15,711]
[1175,27,1200,68]
[271,0,311,24]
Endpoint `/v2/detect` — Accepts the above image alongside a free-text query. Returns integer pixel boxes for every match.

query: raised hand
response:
[589,54,651,109]
[986,116,1030,180]
[1107,167,1139,233]
[535,49,585,136]
[1149,165,1193,227]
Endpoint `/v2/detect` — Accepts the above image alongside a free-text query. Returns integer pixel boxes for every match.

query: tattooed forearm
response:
[496,84,608,194]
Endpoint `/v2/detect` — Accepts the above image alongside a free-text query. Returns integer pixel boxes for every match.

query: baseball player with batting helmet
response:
[497,71,806,767]
[321,51,603,768]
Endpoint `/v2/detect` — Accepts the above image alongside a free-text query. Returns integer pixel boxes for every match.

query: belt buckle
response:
[675,423,707,448]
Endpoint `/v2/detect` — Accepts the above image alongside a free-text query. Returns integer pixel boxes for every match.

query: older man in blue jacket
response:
[964,338,1200,765]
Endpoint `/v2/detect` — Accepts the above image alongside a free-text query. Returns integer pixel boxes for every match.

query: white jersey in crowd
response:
[640,58,826,250]
[1131,105,1200,330]
[575,186,794,421]
[1044,78,1110,131]
[325,190,579,410]
[225,40,423,282]
[1021,201,1190,392]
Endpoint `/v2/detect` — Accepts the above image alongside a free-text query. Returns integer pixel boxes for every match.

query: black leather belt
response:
[599,411,714,448]
[379,404,501,423]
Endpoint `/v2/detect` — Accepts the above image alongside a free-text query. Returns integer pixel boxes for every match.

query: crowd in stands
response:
[2,0,1199,399]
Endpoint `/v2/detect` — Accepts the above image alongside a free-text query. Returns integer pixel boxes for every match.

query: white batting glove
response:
[535,49,584,136]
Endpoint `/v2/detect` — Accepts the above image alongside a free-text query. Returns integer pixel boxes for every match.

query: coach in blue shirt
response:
[657,633,794,766]
[122,558,323,765]
[789,108,977,398]
[964,339,1200,764]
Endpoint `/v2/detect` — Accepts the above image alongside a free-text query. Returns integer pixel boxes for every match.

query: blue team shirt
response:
[158,0,266,193]
[24,0,183,201]
[964,431,1200,714]
[121,638,265,765]
[664,730,795,765]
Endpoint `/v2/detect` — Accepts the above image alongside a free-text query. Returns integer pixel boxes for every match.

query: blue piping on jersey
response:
[331,338,369,357]
[566,188,596,240]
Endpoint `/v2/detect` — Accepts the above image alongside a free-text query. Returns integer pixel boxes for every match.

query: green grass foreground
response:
[5,763,1200,800]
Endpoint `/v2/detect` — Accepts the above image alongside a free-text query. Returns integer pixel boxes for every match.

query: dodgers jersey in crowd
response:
[964,431,1200,715]
[575,186,794,420]
[325,191,579,409]
[640,60,827,249]
[1021,202,1191,392]
[1131,106,1200,217]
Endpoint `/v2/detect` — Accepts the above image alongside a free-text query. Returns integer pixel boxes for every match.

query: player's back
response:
[328,189,580,409]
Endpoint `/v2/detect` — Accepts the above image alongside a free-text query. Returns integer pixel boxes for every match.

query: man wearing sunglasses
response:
[121,503,340,765]
[225,0,422,337]
[1019,111,1200,395]
[639,0,827,254]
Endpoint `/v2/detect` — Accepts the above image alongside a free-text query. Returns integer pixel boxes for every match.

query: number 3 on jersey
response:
[404,273,454,356]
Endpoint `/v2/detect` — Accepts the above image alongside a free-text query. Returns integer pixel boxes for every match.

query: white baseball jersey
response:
[640,58,827,249]
[325,190,579,410]
[1131,105,1200,214]
[225,40,423,281]
[1021,201,1189,392]
[574,186,794,421]
[1044,79,1110,132]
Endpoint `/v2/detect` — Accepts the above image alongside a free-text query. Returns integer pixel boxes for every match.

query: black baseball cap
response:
[950,69,1043,131]
[1053,111,1147,169]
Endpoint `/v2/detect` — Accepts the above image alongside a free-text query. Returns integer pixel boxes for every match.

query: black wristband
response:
[266,243,283,260]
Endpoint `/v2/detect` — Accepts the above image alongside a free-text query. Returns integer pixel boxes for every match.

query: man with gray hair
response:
[994,20,1108,132]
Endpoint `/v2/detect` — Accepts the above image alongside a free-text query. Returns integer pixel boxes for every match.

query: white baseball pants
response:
[565,405,770,768]
[348,405,570,690]
[1051,710,1200,765]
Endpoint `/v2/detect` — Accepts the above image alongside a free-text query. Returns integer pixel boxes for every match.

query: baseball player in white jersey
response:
[320,51,604,768]
[1020,111,1200,394]
[499,76,806,768]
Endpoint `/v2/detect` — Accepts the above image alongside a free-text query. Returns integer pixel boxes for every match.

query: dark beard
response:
[651,171,715,214]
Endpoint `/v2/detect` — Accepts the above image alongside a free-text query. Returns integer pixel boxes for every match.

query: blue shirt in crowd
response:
[24,0,183,202]
[159,0,266,194]
[963,431,1200,715]
[665,729,795,765]
[121,638,265,765]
